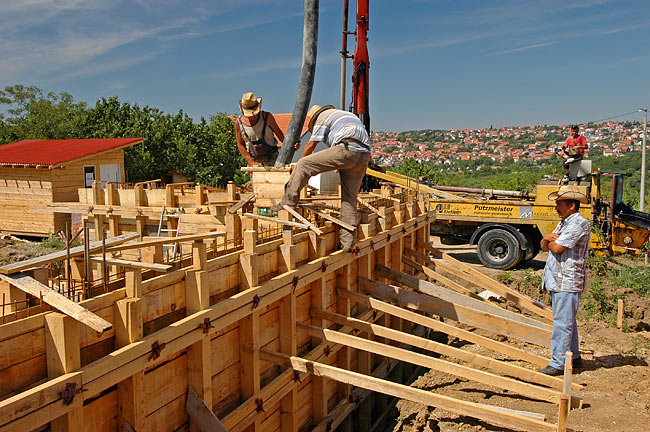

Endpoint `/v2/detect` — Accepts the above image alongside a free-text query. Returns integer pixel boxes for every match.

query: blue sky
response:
[1,0,648,131]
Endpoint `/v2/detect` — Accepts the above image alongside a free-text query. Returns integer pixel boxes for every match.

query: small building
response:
[0,138,142,236]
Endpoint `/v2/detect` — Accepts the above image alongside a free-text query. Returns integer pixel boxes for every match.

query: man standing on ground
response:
[538,186,590,376]
[280,105,371,252]
[559,125,588,180]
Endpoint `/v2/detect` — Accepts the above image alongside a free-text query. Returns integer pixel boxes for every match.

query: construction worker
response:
[538,185,590,376]
[235,92,292,167]
[280,105,371,252]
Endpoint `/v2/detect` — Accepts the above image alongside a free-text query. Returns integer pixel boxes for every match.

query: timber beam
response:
[0,273,112,333]
[260,351,557,432]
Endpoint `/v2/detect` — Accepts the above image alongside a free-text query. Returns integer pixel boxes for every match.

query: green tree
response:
[0,85,87,142]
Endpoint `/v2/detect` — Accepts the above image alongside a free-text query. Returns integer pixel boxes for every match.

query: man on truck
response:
[559,125,588,181]
[538,186,590,376]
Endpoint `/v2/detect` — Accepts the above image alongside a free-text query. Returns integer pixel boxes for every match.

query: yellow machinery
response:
[367,167,650,269]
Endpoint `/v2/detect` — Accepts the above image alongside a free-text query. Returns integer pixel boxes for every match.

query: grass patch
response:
[609,264,650,296]
[41,233,81,250]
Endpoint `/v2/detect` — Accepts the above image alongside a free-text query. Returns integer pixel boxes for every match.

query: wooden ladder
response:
[156,206,183,262]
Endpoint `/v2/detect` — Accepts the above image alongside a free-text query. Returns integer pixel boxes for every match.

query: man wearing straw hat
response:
[280,105,371,252]
[538,186,591,376]
[235,92,290,167]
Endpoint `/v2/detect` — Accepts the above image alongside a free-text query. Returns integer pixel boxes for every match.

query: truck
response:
[368,164,650,270]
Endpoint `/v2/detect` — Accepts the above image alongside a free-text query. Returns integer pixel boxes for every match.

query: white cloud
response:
[488,41,558,57]
[0,1,298,84]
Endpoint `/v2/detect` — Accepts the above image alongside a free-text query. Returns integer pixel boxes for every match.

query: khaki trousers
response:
[281,145,370,248]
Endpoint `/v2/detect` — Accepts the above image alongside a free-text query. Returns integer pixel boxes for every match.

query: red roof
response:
[273,113,309,136]
[0,138,143,167]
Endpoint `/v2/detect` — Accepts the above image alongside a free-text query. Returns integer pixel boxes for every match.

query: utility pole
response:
[641,107,648,212]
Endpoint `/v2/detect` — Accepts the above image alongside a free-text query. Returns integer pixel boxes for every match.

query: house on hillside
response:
[0,138,142,236]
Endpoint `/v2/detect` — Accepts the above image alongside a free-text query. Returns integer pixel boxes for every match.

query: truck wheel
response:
[477,229,523,270]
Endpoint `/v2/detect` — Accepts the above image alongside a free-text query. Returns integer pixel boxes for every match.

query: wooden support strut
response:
[261,351,557,432]
[380,261,551,331]
[423,243,554,321]
[312,309,584,395]
[359,276,552,347]
[297,323,564,404]
[281,205,323,235]
[300,204,356,231]
[243,213,309,230]
[337,287,550,367]
[186,387,229,432]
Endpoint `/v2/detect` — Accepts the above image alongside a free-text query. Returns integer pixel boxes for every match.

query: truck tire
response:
[476,229,523,270]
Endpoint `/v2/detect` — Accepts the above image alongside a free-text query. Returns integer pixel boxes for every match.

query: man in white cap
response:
[235,92,288,167]
[280,105,371,252]
[538,186,591,376]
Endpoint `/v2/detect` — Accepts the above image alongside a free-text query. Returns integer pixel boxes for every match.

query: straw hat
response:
[239,92,262,117]
[306,104,335,131]
[548,185,588,204]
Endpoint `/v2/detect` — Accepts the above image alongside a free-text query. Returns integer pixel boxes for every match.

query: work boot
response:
[538,365,563,376]
[573,357,584,369]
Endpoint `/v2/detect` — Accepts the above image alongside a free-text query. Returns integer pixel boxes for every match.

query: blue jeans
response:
[549,291,581,370]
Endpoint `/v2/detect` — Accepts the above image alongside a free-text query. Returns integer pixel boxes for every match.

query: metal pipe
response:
[640,107,647,212]
[275,0,320,166]
[66,222,71,296]
[84,219,90,299]
[102,228,107,293]
[431,185,534,199]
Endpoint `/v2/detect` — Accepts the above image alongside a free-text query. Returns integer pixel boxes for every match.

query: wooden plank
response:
[360,277,551,347]
[0,232,138,274]
[280,205,323,235]
[338,288,549,367]
[0,372,82,431]
[243,213,309,230]
[379,261,551,331]
[261,351,556,432]
[228,194,256,214]
[300,204,355,231]
[358,199,381,215]
[423,243,553,321]
[404,257,478,298]
[313,309,584,394]
[0,274,112,333]
[106,231,226,253]
[186,387,229,432]
[89,256,171,272]
[298,323,562,404]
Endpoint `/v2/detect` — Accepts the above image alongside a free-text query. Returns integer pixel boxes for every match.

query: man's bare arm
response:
[301,140,319,158]
[235,122,256,166]
[541,232,567,254]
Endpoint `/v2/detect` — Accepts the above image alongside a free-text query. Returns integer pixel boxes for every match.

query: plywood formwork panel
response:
[82,389,117,432]
[143,352,188,417]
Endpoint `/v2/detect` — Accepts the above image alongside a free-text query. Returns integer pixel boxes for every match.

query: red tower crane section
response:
[351,0,370,133]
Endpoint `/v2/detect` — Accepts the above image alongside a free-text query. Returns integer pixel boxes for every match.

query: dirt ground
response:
[387,240,650,432]
[0,236,59,266]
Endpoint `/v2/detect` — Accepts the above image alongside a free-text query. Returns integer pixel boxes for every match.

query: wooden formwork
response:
[0,171,581,432]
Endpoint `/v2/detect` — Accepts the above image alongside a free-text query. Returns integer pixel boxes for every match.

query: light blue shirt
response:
[542,212,591,293]
[310,109,370,153]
